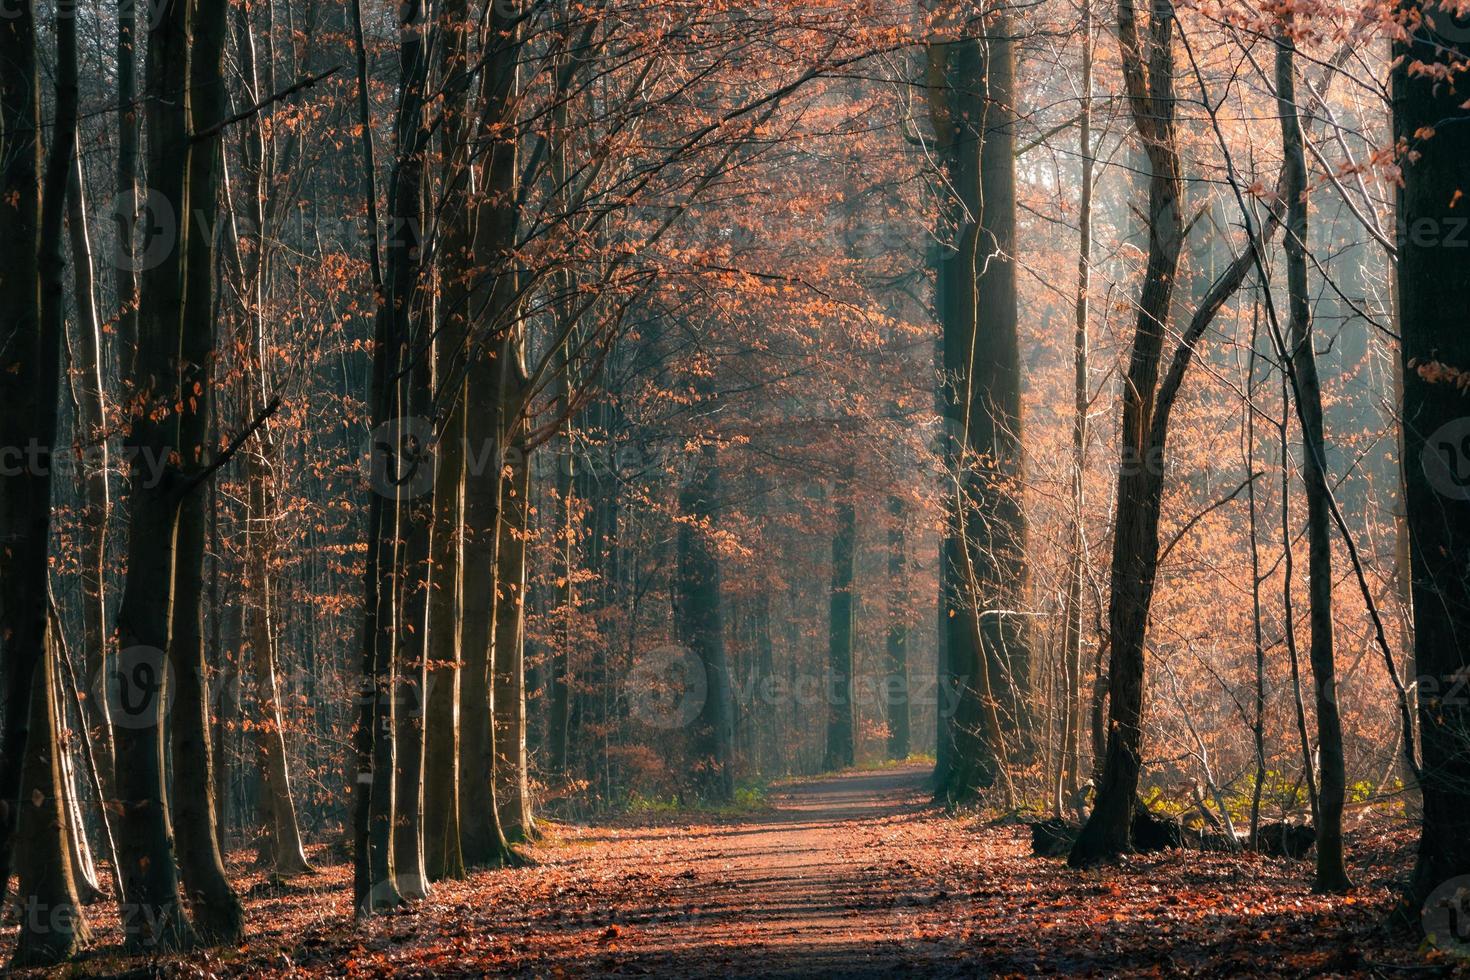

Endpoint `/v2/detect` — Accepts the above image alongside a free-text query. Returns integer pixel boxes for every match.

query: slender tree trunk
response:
[1059,3,1093,812]
[754,590,778,771]
[493,383,533,840]
[64,142,116,793]
[825,472,857,771]
[389,53,436,902]
[1070,0,1185,864]
[547,424,574,780]
[1245,314,1268,844]
[244,447,313,877]
[56,658,104,904]
[348,0,402,916]
[13,633,90,966]
[1275,20,1351,893]
[885,496,910,761]
[422,0,475,877]
[52,597,125,906]
[114,0,140,375]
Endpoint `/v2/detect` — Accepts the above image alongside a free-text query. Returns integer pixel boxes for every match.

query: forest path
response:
[143,763,1405,978]
[506,763,977,977]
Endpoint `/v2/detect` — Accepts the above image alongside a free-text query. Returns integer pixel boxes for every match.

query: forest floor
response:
[8,763,1459,978]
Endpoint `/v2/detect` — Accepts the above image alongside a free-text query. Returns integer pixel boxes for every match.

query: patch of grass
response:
[619,778,771,818]
[855,753,936,772]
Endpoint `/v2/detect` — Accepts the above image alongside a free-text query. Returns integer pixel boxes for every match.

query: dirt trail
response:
[57,763,1406,977]
[515,764,983,977]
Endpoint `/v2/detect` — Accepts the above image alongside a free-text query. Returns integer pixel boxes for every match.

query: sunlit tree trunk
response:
[390,35,436,901]
[237,434,312,879]
[111,0,198,942]
[457,5,521,867]
[64,141,115,793]
[422,0,474,879]
[168,0,246,939]
[1058,0,1093,814]
[13,634,89,966]
[494,365,534,839]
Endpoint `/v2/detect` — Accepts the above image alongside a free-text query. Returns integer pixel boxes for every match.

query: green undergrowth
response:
[623,778,770,818]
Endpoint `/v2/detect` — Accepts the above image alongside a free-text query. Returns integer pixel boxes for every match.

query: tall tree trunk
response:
[171,472,244,940]
[0,0,46,914]
[885,496,910,761]
[111,0,211,944]
[168,0,246,939]
[1275,20,1351,894]
[1058,0,1093,814]
[493,372,533,840]
[114,0,140,375]
[422,0,475,877]
[675,443,735,802]
[1069,0,1185,864]
[390,45,436,901]
[64,142,115,793]
[424,388,466,880]
[348,0,402,916]
[459,366,512,864]
[928,8,1030,804]
[457,6,521,867]
[1395,0,1470,914]
[245,445,313,877]
[825,472,857,771]
[13,632,90,966]
[394,473,433,899]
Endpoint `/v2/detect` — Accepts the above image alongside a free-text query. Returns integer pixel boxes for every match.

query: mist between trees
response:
[0,0,1468,969]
